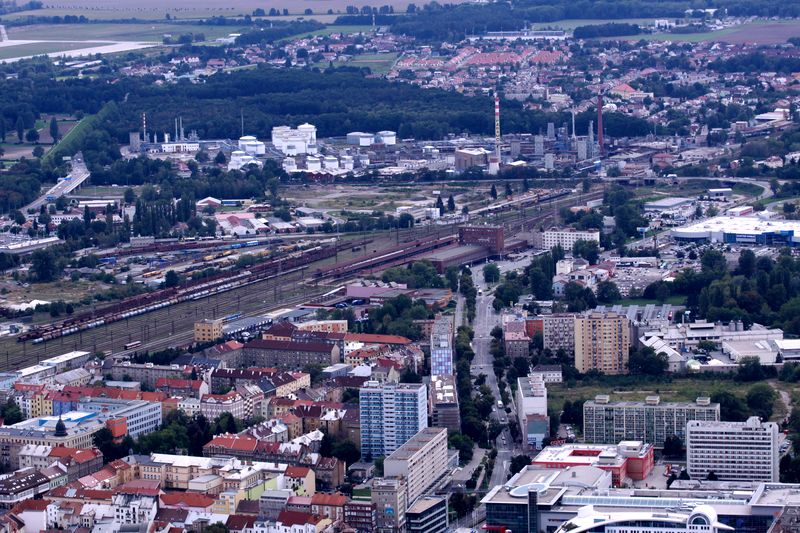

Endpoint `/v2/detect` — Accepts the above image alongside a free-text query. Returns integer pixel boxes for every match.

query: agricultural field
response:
[278,24,375,43]
[0,40,106,60]
[6,0,469,20]
[532,18,658,31]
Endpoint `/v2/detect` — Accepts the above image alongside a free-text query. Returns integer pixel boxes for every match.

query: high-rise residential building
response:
[583,395,720,446]
[516,374,549,450]
[383,427,448,505]
[687,417,779,482]
[373,477,407,533]
[542,228,600,251]
[574,312,631,375]
[542,314,576,353]
[430,315,454,376]
[359,381,428,459]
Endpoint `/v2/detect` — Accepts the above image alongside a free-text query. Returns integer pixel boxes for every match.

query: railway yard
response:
[0,187,594,369]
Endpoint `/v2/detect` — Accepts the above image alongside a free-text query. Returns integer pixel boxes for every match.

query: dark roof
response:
[246,339,334,353]
[264,321,298,336]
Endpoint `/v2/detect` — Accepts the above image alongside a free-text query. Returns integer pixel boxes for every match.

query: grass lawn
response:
[548,376,788,419]
[278,24,375,43]
[616,295,686,306]
[7,23,242,42]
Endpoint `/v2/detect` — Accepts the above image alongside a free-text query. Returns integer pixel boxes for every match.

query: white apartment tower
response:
[686,416,779,482]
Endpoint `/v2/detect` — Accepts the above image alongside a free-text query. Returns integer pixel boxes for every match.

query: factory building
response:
[672,216,800,246]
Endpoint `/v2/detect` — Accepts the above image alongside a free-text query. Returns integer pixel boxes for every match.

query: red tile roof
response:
[160,492,215,509]
[311,493,348,507]
[278,510,322,527]
[204,434,258,452]
[226,515,256,531]
[284,466,311,478]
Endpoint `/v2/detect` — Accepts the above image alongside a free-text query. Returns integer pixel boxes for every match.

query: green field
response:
[347,52,398,75]
[610,19,800,44]
[7,23,245,42]
[0,41,107,60]
[616,295,686,307]
[532,17,658,30]
[278,24,375,43]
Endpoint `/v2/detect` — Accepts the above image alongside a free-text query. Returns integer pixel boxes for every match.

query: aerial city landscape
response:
[2,0,800,531]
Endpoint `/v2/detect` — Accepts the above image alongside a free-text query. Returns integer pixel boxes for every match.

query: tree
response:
[483,263,501,283]
[596,280,621,304]
[447,194,456,212]
[490,184,498,200]
[711,391,749,422]
[49,117,59,143]
[124,188,136,204]
[15,116,23,143]
[505,182,513,197]
[663,435,683,458]
[435,195,445,216]
[628,346,668,375]
[746,383,776,420]
[0,400,22,425]
[0,118,5,142]
[164,270,180,288]
[214,150,227,165]
[737,356,766,382]
[31,249,60,282]
[25,129,39,143]
[572,239,600,265]
[203,523,229,533]
[449,492,477,518]
[679,469,691,480]
[32,146,44,158]
[706,471,719,481]
[510,455,532,476]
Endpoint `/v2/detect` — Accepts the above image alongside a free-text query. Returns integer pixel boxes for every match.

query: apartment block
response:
[359,381,428,459]
[542,314,576,353]
[516,373,549,450]
[542,228,600,251]
[583,395,720,446]
[687,416,779,482]
[574,312,631,375]
[372,477,407,533]
[383,427,448,504]
[429,375,460,432]
[406,496,448,533]
[194,318,223,343]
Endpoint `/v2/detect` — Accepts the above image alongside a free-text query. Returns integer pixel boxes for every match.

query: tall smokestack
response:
[175,118,178,143]
[142,113,147,144]
[597,94,604,157]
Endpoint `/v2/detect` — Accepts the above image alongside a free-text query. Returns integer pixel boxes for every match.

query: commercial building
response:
[481,462,798,533]
[429,315,454,376]
[542,228,600,251]
[686,417,779,482]
[554,505,734,533]
[429,375,460,431]
[194,318,223,342]
[542,314,576,353]
[672,215,800,247]
[77,398,162,439]
[372,476,407,533]
[406,496,448,533]
[516,374,549,450]
[583,395,720,446]
[531,364,563,383]
[532,441,654,487]
[641,320,782,353]
[383,427,448,505]
[359,382,428,459]
[458,225,505,253]
[574,312,631,375]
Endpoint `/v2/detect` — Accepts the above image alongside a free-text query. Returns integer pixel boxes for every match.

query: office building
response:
[430,315,454,376]
[687,417,779,482]
[542,314,576,353]
[77,398,162,439]
[583,395,720,446]
[359,382,427,459]
[406,496,448,533]
[194,318,223,342]
[516,373,549,450]
[542,228,600,251]
[429,375,460,431]
[574,312,631,375]
[532,441,654,487]
[383,427,448,504]
[372,477,407,533]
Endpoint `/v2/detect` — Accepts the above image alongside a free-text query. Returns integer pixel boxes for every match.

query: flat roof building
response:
[574,312,631,375]
[672,215,800,246]
[194,318,223,343]
[406,496,448,533]
[687,417,779,482]
[516,373,548,450]
[429,375,460,432]
[383,427,448,505]
[430,315,454,376]
[359,381,428,459]
[583,395,720,447]
[532,441,654,487]
[542,228,600,251]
